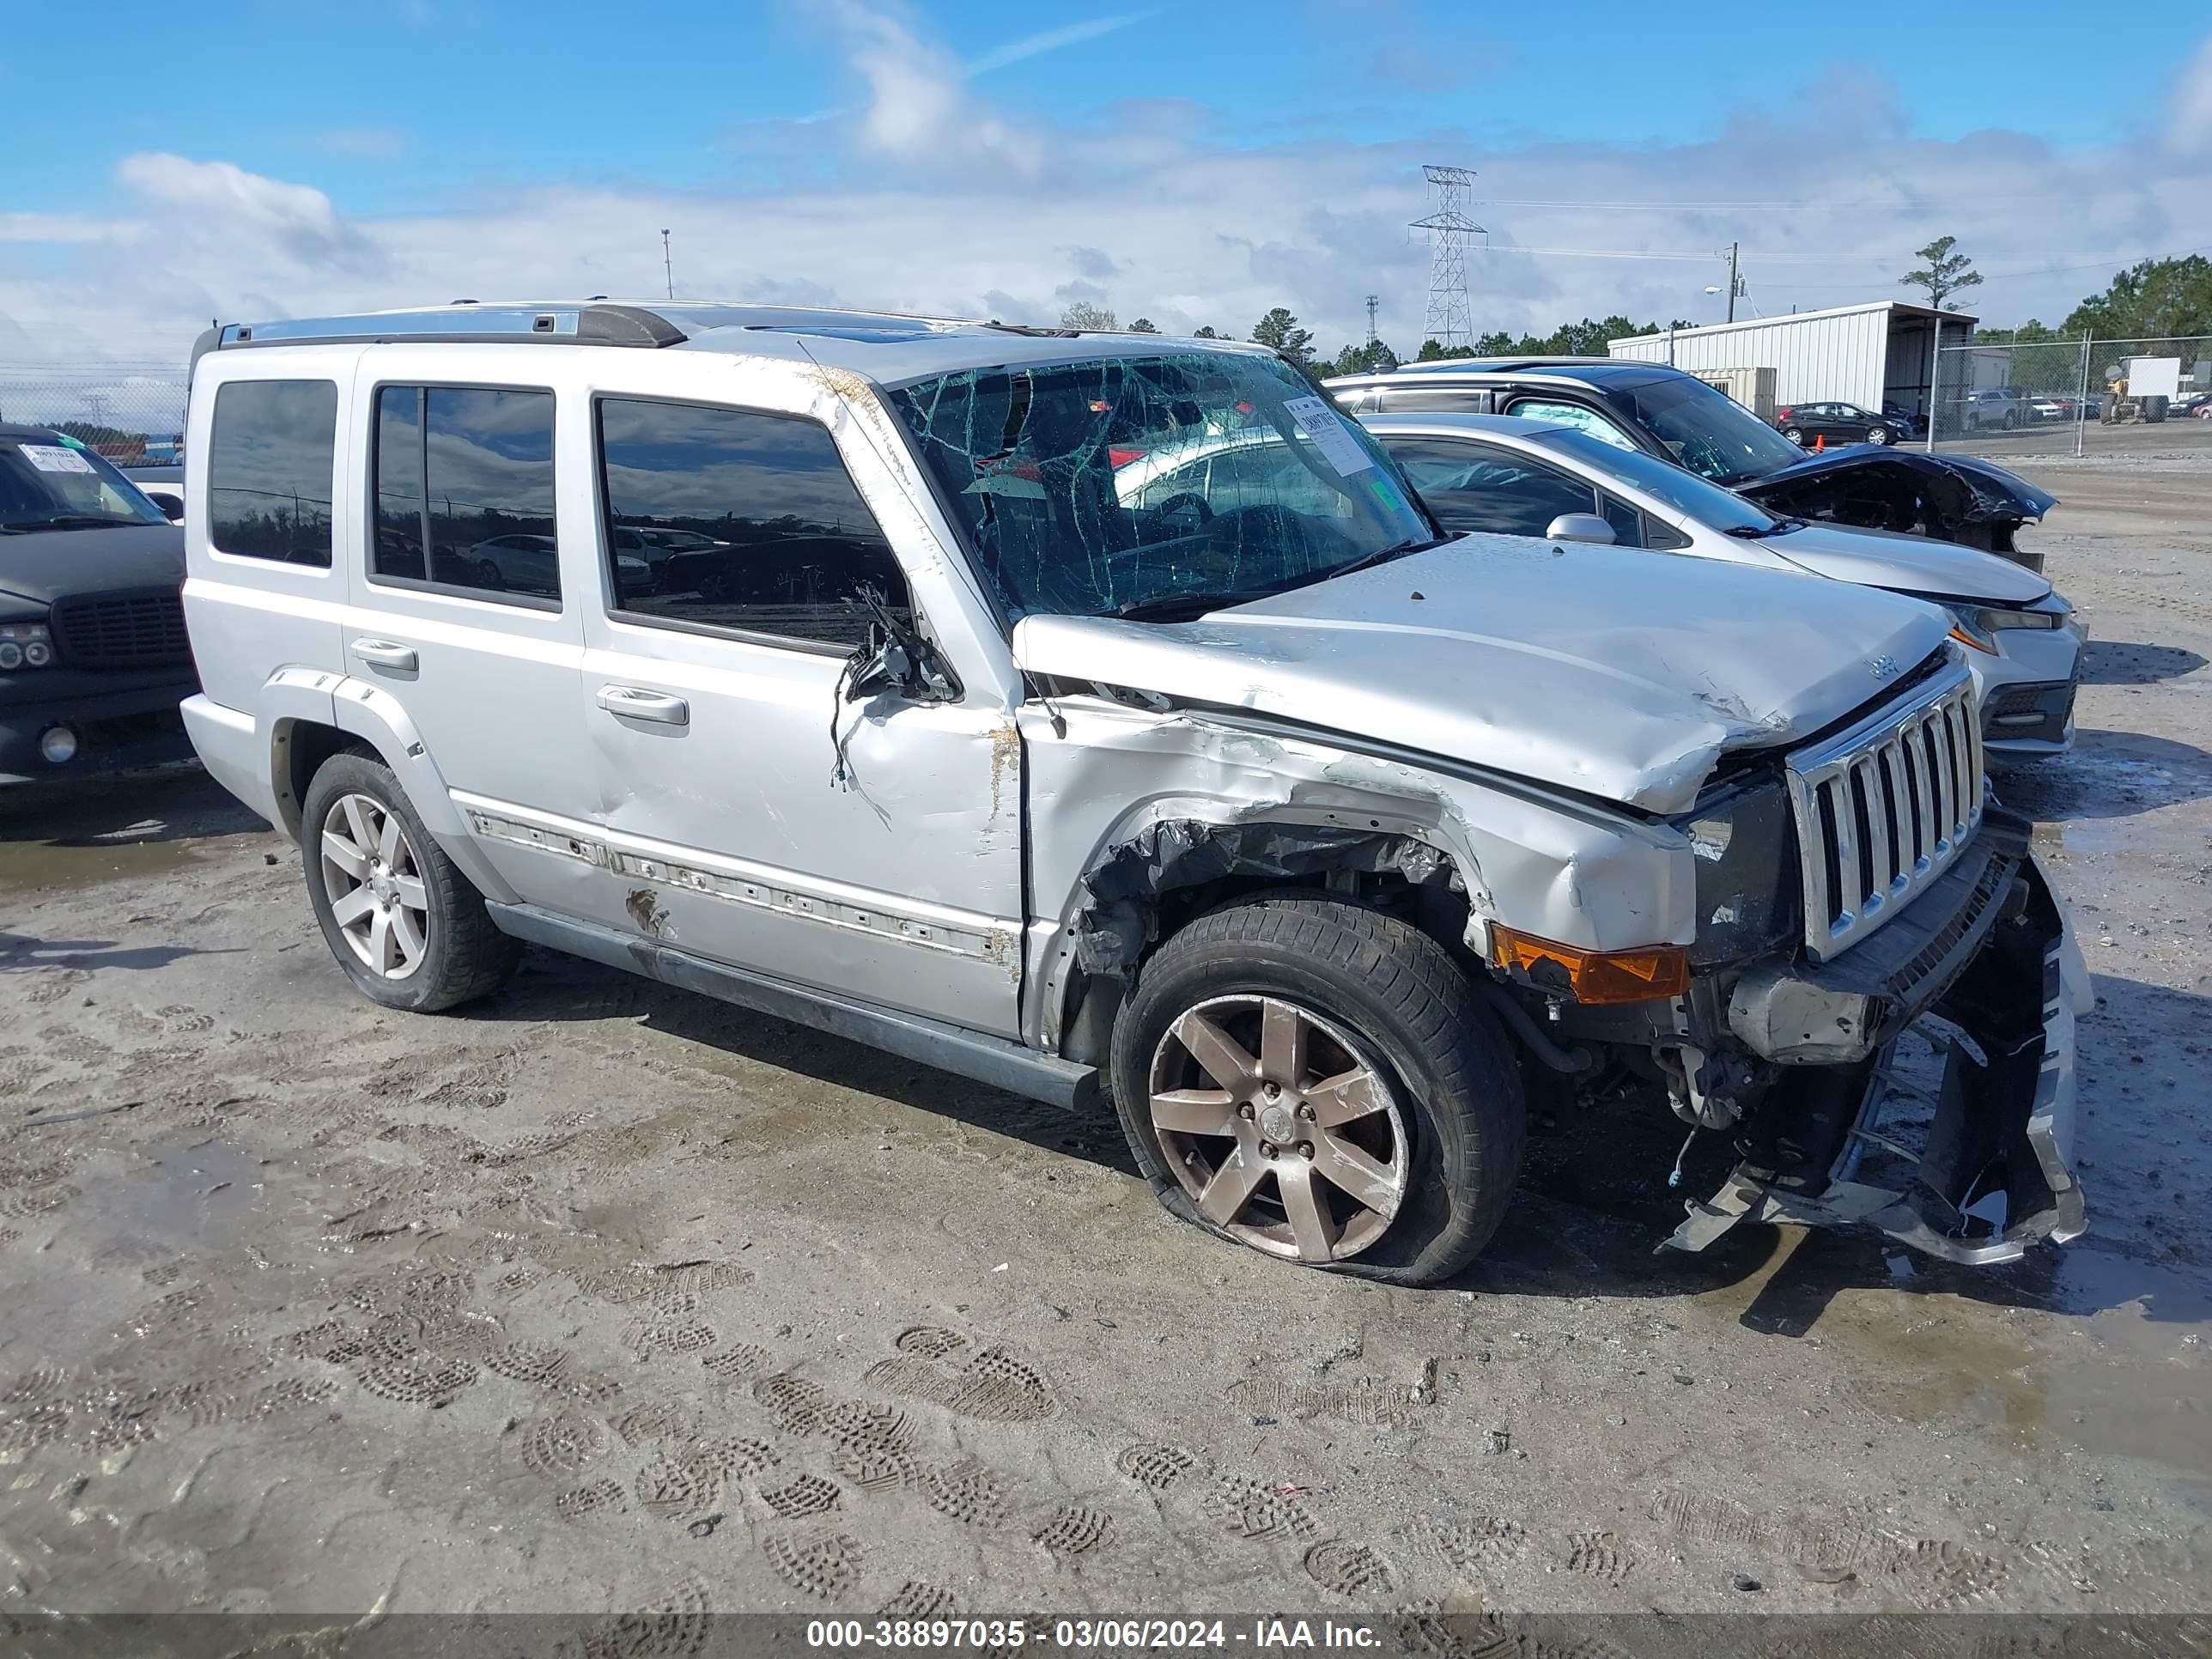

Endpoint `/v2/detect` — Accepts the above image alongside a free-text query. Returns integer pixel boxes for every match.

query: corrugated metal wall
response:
[1610,309,1893,408]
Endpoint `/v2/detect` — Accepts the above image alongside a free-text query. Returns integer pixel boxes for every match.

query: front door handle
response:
[350,638,418,672]
[596,684,690,726]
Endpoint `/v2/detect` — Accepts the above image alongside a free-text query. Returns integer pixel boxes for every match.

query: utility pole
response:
[661,229,674,301]
[1365,295,1379,346]
[1725,241,1741,324]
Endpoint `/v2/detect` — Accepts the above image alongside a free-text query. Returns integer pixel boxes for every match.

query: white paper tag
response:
[19,443,97,475]
[1280,396,1374,476]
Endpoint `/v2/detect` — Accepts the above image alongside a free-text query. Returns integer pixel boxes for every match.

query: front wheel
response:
[301,751,521,1012]
[1109,895,1525,1285]
[1866,426,1891,445]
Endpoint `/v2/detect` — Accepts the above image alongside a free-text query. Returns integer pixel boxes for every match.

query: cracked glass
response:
[887,352,1432,622]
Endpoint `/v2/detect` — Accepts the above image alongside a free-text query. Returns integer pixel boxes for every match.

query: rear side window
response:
[1374,386,1492,414]
[371,386,558,602]
[596,399,909,651]
[207,380,338,566]
[1505,398,1641,452]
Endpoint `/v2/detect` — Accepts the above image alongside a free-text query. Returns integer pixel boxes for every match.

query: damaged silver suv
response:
[179,302,2088,1285]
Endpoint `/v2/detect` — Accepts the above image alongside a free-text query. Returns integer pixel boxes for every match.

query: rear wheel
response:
[1109,895,1525,1285]
[301,751,520,1012]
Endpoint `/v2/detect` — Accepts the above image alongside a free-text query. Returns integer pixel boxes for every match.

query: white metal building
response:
[1607,301,1979,420]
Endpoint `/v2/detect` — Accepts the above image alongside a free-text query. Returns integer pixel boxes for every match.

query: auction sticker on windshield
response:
[18,444,97,474]
[1281,396,1374,476]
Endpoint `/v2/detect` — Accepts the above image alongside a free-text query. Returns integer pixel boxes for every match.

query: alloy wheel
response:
[1147,994,1410,1263]
[319,792,431,980]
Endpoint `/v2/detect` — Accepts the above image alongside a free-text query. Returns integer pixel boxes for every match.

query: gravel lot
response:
[2,452,2209,1634]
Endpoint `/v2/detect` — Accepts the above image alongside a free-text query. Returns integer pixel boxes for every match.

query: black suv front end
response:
[0,428,198,783]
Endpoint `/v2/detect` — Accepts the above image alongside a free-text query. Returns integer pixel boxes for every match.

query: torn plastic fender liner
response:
[1074,817,1447,980]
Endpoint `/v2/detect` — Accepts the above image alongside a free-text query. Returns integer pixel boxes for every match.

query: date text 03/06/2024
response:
[804,1619,1382,1650]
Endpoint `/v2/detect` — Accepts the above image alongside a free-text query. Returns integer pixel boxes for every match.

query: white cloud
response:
[965,11,1151,77]
[2,16,2209,373]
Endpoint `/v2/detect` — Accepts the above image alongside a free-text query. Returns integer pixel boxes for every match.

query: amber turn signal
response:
[1488,924,1691,1005]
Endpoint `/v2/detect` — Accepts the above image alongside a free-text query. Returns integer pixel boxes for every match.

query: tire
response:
[1109,894,1525,1286]
[1784,428,1805,446]
[1866,426,1891,445]
[300,750,521,1013]
[476,559,507,590]
[2003,410,2019,429]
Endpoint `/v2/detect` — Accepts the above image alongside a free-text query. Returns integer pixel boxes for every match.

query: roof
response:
[1356,412,1563,441]
[198,300,1274,387]
[1607,298,1980,351]
[1323,356,1673,389]
[0,423,64,441]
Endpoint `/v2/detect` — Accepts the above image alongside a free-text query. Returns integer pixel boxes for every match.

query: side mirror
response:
[155,495,184,521]
[1545,512,1617,545]
[844,628,916,702]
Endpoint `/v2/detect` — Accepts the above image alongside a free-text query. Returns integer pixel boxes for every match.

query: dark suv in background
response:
[0,425,198,783]
[1325,358,2058,562]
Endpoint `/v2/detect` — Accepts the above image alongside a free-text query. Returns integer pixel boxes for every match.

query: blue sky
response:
[3,0,2209,362]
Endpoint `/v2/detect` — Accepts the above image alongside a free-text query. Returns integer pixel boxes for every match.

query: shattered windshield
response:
[886,352,1434,621]
[1619,376,1805,486]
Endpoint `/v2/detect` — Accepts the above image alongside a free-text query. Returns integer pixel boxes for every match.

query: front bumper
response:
[0,674,198,784]
[1668,813,2086,1265]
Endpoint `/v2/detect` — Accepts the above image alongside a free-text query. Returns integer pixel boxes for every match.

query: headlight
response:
[1679,769,1797,966]
[1945,604,2061,655]
[0,620,53,671]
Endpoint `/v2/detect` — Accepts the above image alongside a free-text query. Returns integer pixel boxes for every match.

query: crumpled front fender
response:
[1741,448,2058,554]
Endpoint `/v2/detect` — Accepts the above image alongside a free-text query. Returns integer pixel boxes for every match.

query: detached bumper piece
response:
[1671,811,2086,1266]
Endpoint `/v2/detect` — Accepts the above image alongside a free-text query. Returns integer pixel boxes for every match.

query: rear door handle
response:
[350,638,418,672]
[596,684,690,726]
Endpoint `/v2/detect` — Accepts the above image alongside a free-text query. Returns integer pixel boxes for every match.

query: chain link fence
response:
[1929,334,2212,458]
[0,364,190,463]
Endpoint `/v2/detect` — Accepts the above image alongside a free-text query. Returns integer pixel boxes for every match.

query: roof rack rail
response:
[208,302,688,352]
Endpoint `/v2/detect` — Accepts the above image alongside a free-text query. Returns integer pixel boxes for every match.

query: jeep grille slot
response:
[51,589,193,671]
[1788,667,1981,962]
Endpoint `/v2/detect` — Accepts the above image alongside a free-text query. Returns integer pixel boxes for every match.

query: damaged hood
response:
[1740,447,2057,532]
[1012,535,1954,814]
[1765,521,2052,605]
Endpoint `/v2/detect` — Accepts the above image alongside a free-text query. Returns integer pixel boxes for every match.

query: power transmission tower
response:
[1411,165,1481,351]
[1365,295,1380,346]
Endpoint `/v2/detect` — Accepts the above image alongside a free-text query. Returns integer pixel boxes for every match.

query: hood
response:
[0,522,185,609]
[1765,520,2051,605]
[1012,534,1954,814]
[1741,447,2057,531]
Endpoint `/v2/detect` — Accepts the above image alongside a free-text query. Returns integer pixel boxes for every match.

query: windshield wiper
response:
[1102,535,1454,624]
[3,514,136,532]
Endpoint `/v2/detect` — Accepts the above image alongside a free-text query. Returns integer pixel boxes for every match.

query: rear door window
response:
[371,386,558,603]
[207,380,339,566]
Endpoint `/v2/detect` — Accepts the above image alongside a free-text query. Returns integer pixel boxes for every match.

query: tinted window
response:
[372,386,557,600]
[1385,438,1598,538]
[1374,386,1493,414]
[208,380,337,565]
[598,400,909,650]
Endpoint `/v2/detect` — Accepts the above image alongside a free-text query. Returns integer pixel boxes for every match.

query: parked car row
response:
[149,301,2084,1291]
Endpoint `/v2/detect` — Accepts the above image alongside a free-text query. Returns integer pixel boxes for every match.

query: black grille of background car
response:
[51,590,192,670]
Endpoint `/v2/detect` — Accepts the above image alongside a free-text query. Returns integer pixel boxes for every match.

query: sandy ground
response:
[2,455,2209,1635]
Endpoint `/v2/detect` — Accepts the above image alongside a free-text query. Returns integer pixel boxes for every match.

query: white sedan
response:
[1359,414,2083,759]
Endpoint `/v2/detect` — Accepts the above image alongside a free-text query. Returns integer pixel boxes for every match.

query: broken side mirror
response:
[842,621,957,705]
[1545,512,1617,545]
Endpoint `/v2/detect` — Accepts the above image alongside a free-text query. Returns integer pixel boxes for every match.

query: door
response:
[341,368,598,912]
[576,393,1025,1037]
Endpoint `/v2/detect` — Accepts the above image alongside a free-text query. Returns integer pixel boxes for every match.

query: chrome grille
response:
[1787,665,1983,962]
[50,588,192,670]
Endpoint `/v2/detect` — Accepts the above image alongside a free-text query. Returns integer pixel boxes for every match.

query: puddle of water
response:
[71,1133,270,1257]
[0,833,210,896]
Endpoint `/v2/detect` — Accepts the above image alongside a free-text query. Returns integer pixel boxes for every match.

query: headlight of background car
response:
[1944,603,2064,655]
[1678,769,1798,966]
[0,619,54,671]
